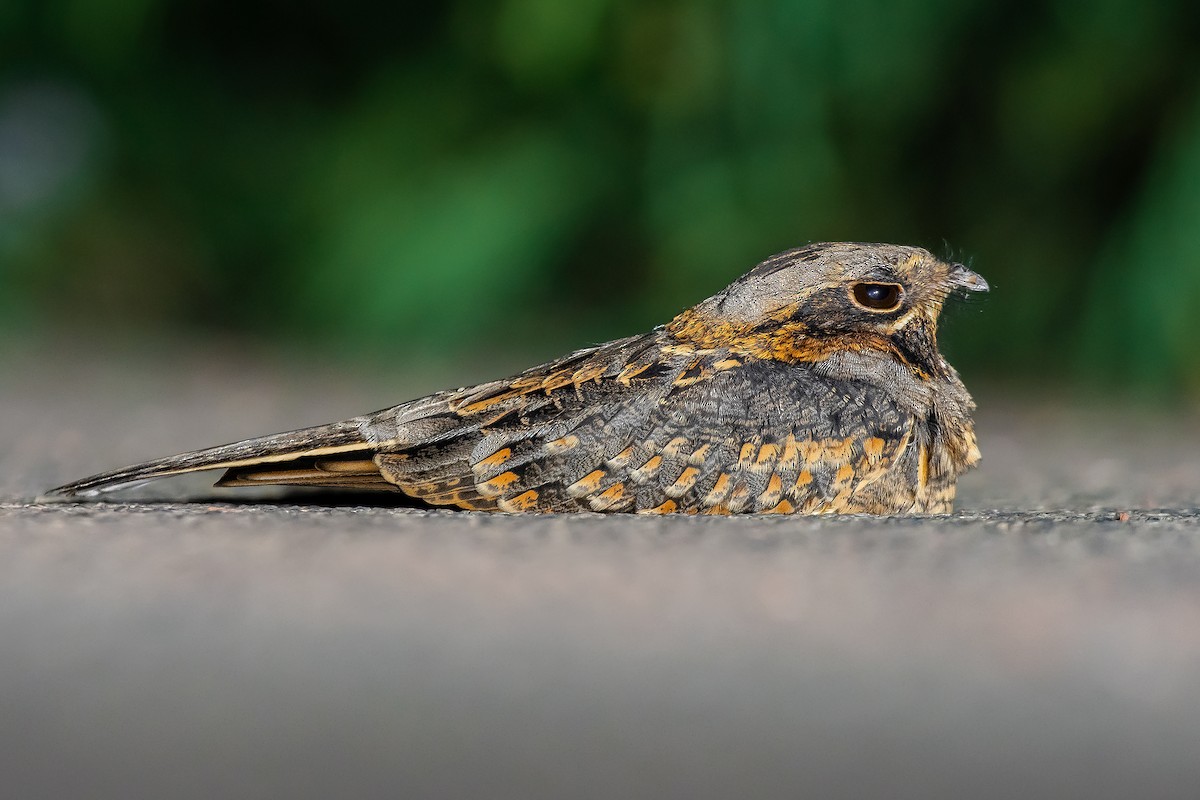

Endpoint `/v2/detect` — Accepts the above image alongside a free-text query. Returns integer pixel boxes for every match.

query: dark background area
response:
[3,0,1200,392]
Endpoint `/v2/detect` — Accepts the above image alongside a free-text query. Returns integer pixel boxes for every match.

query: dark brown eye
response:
[851,282,904,312]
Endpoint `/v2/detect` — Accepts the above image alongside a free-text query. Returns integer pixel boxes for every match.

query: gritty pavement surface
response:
[3,347,1200,799]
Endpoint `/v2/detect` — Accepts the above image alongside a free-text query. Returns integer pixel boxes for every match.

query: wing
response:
[373,341,918,515]
[368,332,681,511]
[45,330,681,501]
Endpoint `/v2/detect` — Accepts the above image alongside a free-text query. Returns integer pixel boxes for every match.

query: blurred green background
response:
[3,0,1200,393]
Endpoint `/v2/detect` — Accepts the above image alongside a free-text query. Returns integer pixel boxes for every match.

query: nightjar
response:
[49,242,988,514]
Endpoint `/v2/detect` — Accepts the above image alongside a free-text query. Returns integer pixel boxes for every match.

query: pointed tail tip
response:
[37,488,75,503]
[41,480,89,500]
[41,476,150,500]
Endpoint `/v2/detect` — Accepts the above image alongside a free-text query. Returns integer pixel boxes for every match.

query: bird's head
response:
[667,242,989,374]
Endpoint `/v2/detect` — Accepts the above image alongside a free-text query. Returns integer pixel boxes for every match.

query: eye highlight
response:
[850,282,904,312]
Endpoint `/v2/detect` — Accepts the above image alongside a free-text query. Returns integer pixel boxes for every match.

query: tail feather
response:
[46,417,379,498]
[215,457,396,490]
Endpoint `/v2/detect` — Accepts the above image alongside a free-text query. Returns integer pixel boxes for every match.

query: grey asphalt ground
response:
[3,346,1200,799]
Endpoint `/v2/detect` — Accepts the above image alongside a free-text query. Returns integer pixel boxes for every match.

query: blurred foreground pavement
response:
[3,345,1200,799]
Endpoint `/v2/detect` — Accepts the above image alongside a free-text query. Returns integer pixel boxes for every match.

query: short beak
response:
[947,262,989,293]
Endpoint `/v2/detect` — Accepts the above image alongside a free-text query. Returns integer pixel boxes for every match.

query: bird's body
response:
[49,242,988,514]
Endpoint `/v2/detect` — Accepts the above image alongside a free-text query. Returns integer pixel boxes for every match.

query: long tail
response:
[46,417,395,498]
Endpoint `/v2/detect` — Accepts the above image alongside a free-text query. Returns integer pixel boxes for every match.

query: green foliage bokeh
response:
[2,0,1200,392]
